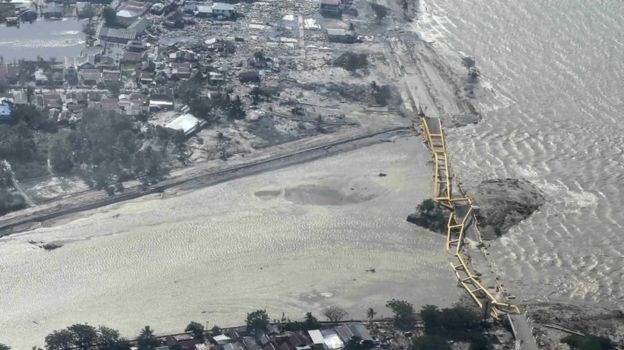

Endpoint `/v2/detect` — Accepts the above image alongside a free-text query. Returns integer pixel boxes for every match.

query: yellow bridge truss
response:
[420,117,520,319]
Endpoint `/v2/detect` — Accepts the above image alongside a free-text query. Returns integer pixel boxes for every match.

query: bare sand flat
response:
[0,136,459,349]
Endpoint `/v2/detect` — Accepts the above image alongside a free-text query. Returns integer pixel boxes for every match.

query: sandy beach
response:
[0,136,459,349]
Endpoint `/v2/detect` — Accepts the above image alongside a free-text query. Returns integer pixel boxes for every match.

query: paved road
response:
[509,314,540,350]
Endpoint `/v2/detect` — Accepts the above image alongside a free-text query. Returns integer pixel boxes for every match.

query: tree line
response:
[0,301,612,350]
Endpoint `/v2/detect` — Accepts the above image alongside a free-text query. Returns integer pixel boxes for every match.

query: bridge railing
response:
[419,117,520,320]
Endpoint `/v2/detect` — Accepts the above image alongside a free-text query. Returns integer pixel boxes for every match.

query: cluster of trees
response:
[0,104,187,200]
[47,108,187,194]
[370,3,389,22]
[0,105,57,164]
[246,310,270,333]
[3,303,580,350]
[406,199,448,233]
[102,7,117,27]
[369,81,401,107]
[43,324,132,350]
[562,334,614,350]
[176,80,245,122]
[0,104,60,179]
[386,299,417,331]
[334,52,368,72]
[281,312,322,332]
[418,305,490,350]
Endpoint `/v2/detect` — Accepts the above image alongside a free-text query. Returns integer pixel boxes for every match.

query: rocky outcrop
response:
[406,199,447,234]
[472,178,545,239]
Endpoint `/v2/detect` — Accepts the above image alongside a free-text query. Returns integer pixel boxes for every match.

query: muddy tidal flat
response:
[0,136,459,349]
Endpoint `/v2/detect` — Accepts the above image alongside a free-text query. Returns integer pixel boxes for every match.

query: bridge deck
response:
[420,117,520,320]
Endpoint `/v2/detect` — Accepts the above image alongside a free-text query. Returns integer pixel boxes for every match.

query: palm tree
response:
[137,326,159,350]
[366,308,377,323]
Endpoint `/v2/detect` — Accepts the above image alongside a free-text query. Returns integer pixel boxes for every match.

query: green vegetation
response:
[421,305,481,340]
[0,104,188,215]
[175,80,246,122]
[334,52,368,72]
[0,78,8,94]
[44,324,130,350]
[26,304,517,350]
[345,336,374,350]
[0,343,10,350]
[412,305,493,350]
[412,335,450,350]
[370,3,389,22]
[68,324,99,350]
[246,310,270,333]
[211,325,222,335]
[69,108,186,193]
[282,312,321,331]
[366,307,377,322]
[562,334,614,350]
[469,334,494,350]
[102,7,117,26]
[386,299,416,331]
[0,162,26,215]
[407,199,448,233]
[185,322,205,341]
[323,306,348,323]
[48,133,73,173]
[97,326,131,350]
[137,326,159,350]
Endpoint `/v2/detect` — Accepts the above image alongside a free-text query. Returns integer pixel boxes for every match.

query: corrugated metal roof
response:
[320,330,343,350]
[349,325,372,342]
[307,330,324,345]
[0,102,11,117]
[212,2,234,11]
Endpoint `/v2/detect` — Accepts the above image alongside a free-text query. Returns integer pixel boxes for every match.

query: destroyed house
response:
[320,0,341,16]
[170,62,192,79]
[116,0,149,26]
[121,51,143,64]
[149,94,174,110]
[100,70,121,84]
[212,2,235,19]
[99,27,137,44]
[326,28,356,43]
[166,333,203,350]
[139,71,154,84]
[43,3,63,18]
[239,71,260,84]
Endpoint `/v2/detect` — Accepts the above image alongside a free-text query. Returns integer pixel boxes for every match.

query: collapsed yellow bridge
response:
[420,117,520,320]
